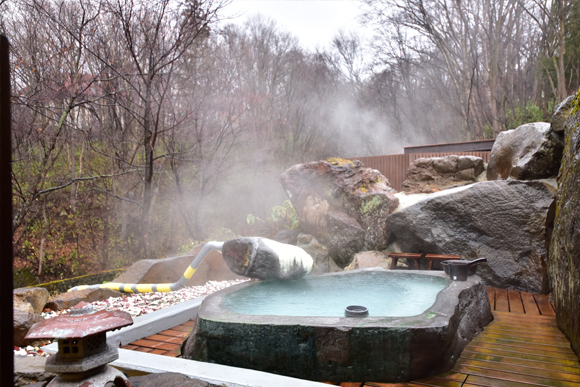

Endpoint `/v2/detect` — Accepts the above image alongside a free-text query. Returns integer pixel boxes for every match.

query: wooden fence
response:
[352,151,491,192]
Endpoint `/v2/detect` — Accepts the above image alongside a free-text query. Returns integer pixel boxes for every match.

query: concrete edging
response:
[114,349,330,387]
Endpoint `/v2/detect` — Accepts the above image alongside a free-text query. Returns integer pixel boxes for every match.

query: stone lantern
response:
[25,302,133,387]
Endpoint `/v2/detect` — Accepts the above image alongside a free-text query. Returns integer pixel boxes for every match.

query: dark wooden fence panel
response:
[354,154,410,192]
[352,151,491,192]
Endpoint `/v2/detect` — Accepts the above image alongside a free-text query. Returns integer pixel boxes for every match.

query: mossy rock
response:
[13,268,40,288]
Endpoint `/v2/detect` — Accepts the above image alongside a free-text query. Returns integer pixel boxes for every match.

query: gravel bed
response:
[15,279,248,357]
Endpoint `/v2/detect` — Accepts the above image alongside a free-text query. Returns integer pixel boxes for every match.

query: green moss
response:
[361,195,383,214]
[327,157,356,166]
[571,87,580,115]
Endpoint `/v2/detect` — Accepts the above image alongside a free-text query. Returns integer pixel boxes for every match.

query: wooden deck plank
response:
[492,312,558,326]
[521,292,541,315]
[507,290,525,313]
[411,377,463,387]
[483,328,571,343]
[121,344,138,350]
[453,365,580,387]
[364,383,427,387]
[487,321,562,333]
[432,372,468,382]
[495,289,510,312]
[169,325,194,332]
[493,310,557,320]
[339,383,362,387]
[535,294,556,316]
[464,375,558,387]
[181,320,196,327]
[130,339,181,352]
[485,323,568,338]
[144,334,184,344]
[459,352,580,374]
[478,332,572,347]
[455,358,580,383]
[468,337,577,356]
[461,348,580,366]
[157,329,190,338]
[465,342,580,361]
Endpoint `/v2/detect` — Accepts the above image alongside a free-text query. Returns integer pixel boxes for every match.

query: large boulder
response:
[551,95,576,133]
[344,251,391,271]
[114,243,245,287]
[388,180,555,293]
[549,91,580,355]
[487,122,564,180]
[46,287,122,311]
[296,233,341,275]
[13,287,49,315]
[222,237,313,280]
[403,155,485,194]
[14,310,44,347]
[280,159,399,268]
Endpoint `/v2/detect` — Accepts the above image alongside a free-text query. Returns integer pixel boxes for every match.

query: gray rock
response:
[388,180,555,293]
[344,251,391,271]
[13,311,44,347]
[114,244,245,287]
[457,155,485,175]
[326,210,366,267]
[14,298,34,314]
[487,122,563,180]
[14,355,55,387]
[454,168,475,181]
[272,228,301,245]
[280,159,399,268]
[222,237,313,280]
[14,288,49,314]
[551,95,576,132]
[46,288,122,311]
[296,233,341,275]
[403,155,484,194]
[128,373,218,387]
[549,92,580,355]
[433,155,458,174]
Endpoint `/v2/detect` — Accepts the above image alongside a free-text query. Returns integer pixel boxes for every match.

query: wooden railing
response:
[351,151,491,192]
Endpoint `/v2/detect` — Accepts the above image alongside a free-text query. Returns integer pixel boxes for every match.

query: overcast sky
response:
[218,0,370,52]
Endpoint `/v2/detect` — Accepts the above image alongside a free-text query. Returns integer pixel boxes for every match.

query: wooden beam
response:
[0,34,13,387]
[404,140,495,154]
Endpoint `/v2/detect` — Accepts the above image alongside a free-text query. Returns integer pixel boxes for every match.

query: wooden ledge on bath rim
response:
[388,253,424,270]
[424,254,461,270]
[388,253,462,270]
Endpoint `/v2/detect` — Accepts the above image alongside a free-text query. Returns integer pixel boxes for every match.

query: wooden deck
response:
[121,320,194,357]
[121,288,580,387]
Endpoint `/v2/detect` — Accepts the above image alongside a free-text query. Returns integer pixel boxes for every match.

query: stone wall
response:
[549,90,580,356]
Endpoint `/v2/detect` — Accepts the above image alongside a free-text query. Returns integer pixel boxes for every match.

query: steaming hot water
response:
[223,271,449,317]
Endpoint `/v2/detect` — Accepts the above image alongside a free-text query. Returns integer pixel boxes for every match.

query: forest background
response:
[2,0,579,285]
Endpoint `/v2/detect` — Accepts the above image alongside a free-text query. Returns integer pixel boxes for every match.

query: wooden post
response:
[0,34,14,387]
